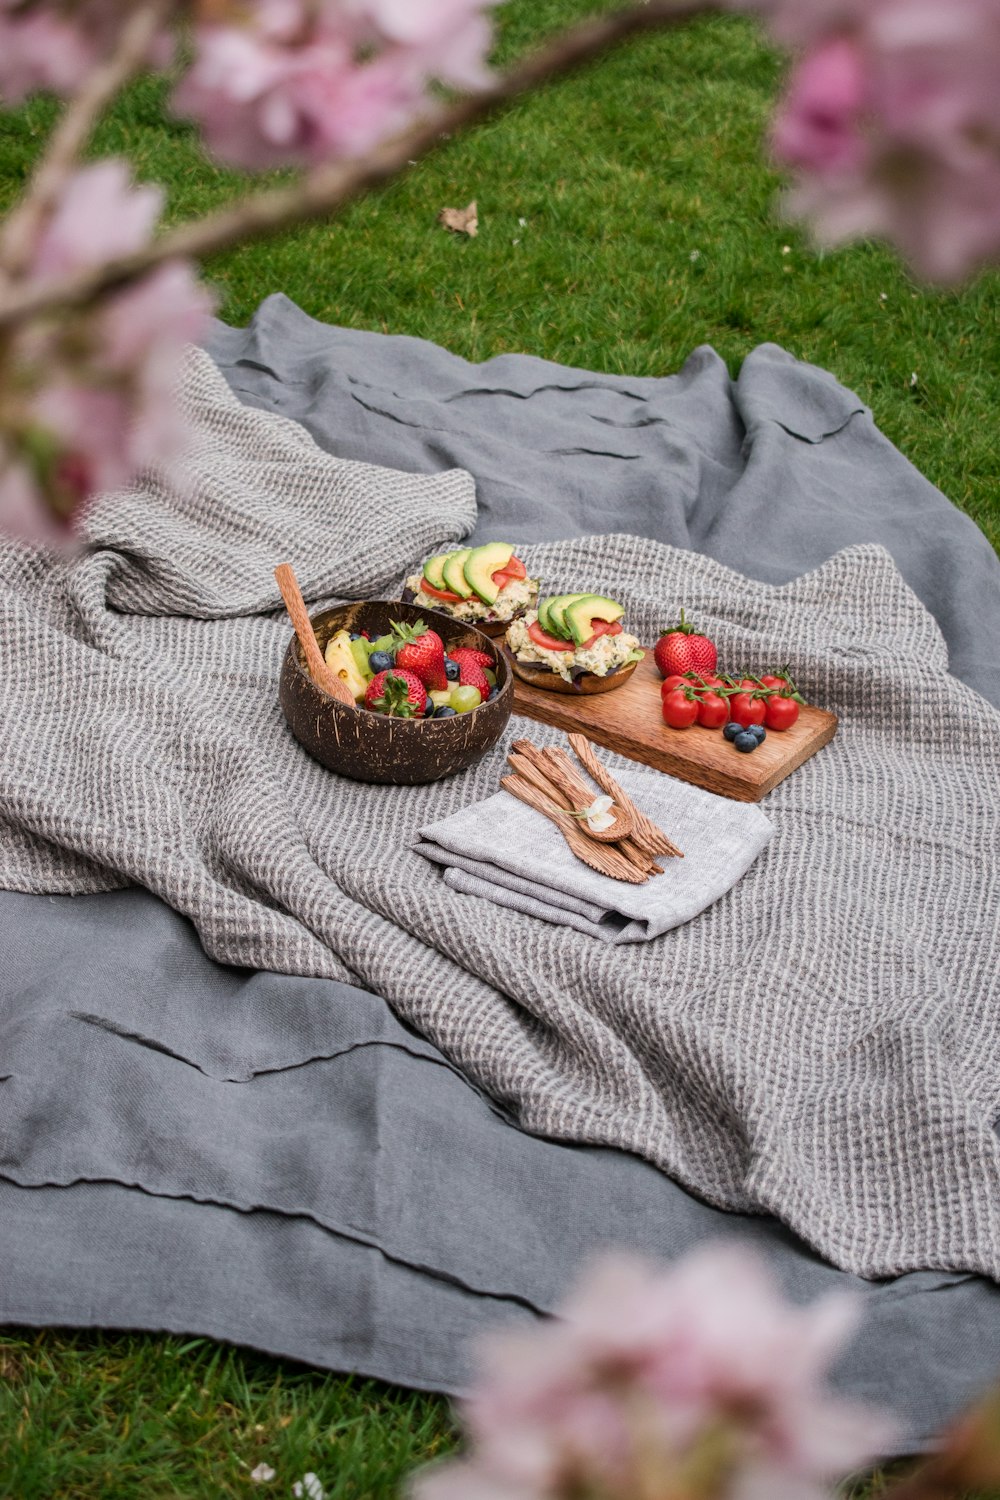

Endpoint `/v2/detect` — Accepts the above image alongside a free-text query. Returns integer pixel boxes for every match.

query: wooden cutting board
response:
[509,650,838,802]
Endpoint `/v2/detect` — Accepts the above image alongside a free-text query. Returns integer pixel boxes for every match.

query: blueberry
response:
[435,705,457,718]
[723,721,742,742]
[748,723,767,743]
[487,686,499,702]
[424,695,434,716]
[369,650,394,673]
[733,730,758,753]
[444,659,460,681]
[349,631,362,641]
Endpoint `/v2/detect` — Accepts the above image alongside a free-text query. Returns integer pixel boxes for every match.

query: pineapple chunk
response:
[324,630,369,702]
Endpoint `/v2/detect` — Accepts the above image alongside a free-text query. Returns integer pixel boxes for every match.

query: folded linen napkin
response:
[414,767,773,944]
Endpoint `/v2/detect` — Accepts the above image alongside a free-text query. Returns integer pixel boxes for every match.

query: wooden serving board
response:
[510,651,838,802]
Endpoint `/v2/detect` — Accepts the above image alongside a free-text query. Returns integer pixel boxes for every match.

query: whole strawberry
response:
[449,647,491,698]
[654,609,718,679]
[451,646,492,671]
[364,667,429,717]
[391,618,447,690]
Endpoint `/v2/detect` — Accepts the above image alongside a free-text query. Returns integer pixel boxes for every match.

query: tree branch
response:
[0,0,717,332]
[0,0,171,281]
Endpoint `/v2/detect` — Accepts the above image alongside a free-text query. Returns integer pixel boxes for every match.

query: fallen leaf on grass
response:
[438,201,478,237]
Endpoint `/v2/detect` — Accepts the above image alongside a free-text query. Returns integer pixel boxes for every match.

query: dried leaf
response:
[438,201,478,237]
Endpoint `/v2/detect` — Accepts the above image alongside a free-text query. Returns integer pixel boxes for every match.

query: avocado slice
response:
[422,552,452,591]
[563,594,625,646]
[441,547,474,598]
[545,593,591,639]
[464,542,515,605]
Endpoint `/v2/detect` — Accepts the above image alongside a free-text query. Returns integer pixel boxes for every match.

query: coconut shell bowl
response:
[278,599,513,785]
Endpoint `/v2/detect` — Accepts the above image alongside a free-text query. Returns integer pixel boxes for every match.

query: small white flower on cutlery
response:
[571,794,616,832]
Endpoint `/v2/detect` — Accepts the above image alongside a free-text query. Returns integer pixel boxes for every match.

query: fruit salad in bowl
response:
[402,542,539,637]
[505,593,644,695]
[278,600,512,785]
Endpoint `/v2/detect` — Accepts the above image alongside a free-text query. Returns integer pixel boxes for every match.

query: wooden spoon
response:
[501,773,648,884]
[274,563,355,707]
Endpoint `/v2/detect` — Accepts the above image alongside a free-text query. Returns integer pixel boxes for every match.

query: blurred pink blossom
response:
[411,1247,895,1500]
[174,0,499,171]
[772,37,868,175]
[741,0,1000,282]
[33,159,163,279]
[0,1,173,103]
[0,162,213,542]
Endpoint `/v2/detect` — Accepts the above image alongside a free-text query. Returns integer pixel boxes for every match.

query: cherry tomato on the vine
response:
[758,675,787,691]
[728,691,767,728]
[764,695,801,731]
[661,673,695,696]
[661,690,699,729]
[696,691,729,729]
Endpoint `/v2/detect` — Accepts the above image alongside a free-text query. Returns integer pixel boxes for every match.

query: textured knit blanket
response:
[3,347,1000,1282]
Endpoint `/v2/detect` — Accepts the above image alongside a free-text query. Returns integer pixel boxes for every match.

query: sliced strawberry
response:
[527,621,574,652]
[421,579,463,603]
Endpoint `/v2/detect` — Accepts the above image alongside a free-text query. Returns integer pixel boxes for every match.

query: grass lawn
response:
[2,2,999,1496]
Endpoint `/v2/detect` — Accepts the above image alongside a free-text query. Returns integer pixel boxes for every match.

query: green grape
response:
[483,668,496,687]
[365,633,394,656]
[451,685,482,714]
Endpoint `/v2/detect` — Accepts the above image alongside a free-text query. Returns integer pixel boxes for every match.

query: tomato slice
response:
[492,555,529,589]
[421,579,463,603]
[577,619,624,649]
[527,620,574,652]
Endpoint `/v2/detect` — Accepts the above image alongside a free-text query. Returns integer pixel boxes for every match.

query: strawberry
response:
[364,667,429,717]
[653,609,718,679]
[390,618,447,690]
[448,648,491,697]
[450,646,493,671]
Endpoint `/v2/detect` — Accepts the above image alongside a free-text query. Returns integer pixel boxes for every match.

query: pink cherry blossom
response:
[736,0,1000,282]
[0,1,173,104]
[0,162,213,542]
[411,1247,896,1500]
[772,37,868,175]
[33,159,163,280]
[173,0,499,171]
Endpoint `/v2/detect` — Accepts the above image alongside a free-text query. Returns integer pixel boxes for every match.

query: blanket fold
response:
[3,344,1000,1289]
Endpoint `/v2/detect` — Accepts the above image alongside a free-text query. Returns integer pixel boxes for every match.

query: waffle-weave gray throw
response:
[2,347,1000,1282]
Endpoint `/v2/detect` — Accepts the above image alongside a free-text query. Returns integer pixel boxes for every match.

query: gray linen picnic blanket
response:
[3,342,1000,1298]
[5,300,1000,1452]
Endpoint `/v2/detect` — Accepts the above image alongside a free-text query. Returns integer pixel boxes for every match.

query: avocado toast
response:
[505,594,644,694]
[402,543,539,637]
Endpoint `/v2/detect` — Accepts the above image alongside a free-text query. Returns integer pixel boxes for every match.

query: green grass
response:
[2,4,1000,1496]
